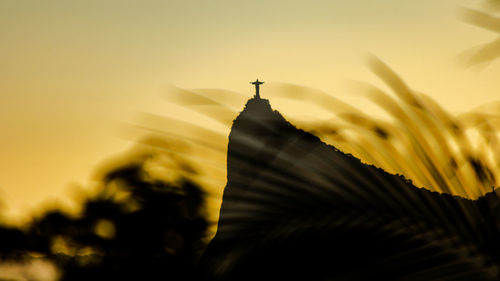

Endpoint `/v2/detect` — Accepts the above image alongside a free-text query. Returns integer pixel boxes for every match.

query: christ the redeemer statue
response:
[251,79,264,99]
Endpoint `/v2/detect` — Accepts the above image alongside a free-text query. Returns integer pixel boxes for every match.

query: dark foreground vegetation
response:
[0,159,210,281]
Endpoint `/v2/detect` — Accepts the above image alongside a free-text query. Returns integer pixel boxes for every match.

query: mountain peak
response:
[232,97,284,127]
[202,97,500,281]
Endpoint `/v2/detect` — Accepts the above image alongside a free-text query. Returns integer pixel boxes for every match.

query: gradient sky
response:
[1,0,499,221]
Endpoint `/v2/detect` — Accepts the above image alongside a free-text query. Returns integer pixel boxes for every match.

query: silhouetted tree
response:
[0,154,210,281]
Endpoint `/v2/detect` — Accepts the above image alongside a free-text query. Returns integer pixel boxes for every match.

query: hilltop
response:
[201,97,500,281]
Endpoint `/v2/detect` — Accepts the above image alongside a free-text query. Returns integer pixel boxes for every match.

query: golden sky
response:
[1,0,499,222]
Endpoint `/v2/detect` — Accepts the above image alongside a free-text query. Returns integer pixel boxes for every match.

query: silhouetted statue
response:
[250,79,264,99]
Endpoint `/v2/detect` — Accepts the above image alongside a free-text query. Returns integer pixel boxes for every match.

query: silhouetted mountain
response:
[202,97,500,281]
[1,97,500,281]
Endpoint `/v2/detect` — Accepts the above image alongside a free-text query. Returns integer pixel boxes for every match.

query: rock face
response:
[202,97,500,281]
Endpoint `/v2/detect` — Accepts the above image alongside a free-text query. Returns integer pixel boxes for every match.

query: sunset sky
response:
[1,0,499,222]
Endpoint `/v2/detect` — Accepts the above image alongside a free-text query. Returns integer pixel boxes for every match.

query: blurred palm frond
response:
[157,59,500,200]
[460,7,500,66]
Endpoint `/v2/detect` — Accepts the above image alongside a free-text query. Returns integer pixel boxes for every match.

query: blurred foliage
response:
[461,1,500,66]
[0,2,499,279]
[161,58,500,200]
[0,147,210,281]
[304,57,500,199]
